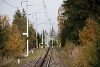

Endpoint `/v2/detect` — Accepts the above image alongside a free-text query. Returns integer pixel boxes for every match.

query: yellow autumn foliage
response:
[5,24,25,57]
[79,17,100,45]
[75,18,100,67]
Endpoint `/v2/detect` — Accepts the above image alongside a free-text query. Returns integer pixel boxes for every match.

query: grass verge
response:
[1,48,46,67]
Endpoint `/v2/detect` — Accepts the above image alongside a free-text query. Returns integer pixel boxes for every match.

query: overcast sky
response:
[0,0,62,33]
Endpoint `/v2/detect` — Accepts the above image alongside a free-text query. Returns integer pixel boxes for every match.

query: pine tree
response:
[13,9,26,34]
[76,18,100,67]
[12,9,26,51]
[79,18,100,45]
[0,15,10,64]
[13,9,36,50]
[29,23,36,49]
[5,24,25,58]
[60,0,100,46]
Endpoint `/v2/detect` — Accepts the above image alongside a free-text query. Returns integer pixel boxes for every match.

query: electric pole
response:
[22,0,33,57]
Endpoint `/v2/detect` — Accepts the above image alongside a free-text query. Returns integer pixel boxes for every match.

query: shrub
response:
[75,43,98,67]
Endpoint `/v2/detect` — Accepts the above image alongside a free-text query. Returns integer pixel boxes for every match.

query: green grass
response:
[1,48,46,67]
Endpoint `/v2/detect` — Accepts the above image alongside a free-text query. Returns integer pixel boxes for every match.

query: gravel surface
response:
[49,47,64,67]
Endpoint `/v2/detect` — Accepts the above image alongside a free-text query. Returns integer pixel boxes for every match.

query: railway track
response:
[32,47,52,67]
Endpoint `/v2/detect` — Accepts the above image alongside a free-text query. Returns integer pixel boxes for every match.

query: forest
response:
[58,0,100,67]
[0,9,36,64]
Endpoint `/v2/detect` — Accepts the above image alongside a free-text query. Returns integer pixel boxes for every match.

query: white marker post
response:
[18,58,20,64]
